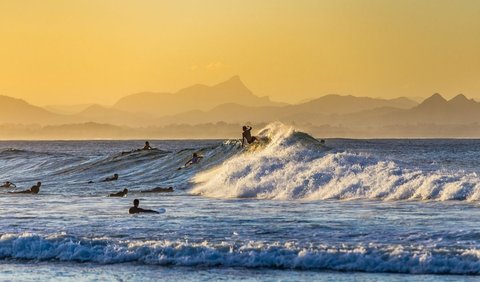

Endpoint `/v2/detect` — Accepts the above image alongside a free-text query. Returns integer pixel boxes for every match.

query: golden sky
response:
[0,0,479,105]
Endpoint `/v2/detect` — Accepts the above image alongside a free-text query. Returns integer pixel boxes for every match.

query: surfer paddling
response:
[140,186,174,193]
[142,141,153,150]
[102,173,119,182]
[242,125,258,147]
[9,181,41,194]
[178,153,203,170]
[0,181,16,188]
[129,199,159,214]
[110,188,128,197]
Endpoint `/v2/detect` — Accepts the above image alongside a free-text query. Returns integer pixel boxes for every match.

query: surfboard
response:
[156,208,166,214]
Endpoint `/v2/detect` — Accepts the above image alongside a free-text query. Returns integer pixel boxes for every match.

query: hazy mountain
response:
[157,95,418,125]
[6,80,480,138]
[289,95,417,115]
[44,104,96,115]
[75,105,153,126]
[0,95,67,124]
[113,76,285,116]
[382,93,480,124]
[157,103,288,125]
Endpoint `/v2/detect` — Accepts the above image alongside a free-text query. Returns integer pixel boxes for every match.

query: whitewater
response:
[2,123,480,281]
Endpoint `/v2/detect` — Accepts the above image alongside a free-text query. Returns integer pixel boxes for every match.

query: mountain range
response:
[1,76,480,138]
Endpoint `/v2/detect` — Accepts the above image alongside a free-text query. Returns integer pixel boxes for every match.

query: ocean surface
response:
[2,123,480,281]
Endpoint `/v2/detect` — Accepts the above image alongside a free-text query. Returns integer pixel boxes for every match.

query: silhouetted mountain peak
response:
[448,93,479,111]
[418,93,447,107]
[449,94,469,103]
[428,93,446,101]
[212,75,250,93]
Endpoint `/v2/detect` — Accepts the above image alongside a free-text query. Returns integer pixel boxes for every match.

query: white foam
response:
[1,233,480,274]
[192,122,480,201]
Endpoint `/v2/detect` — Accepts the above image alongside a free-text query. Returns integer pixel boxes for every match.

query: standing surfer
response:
[242,125,258,147]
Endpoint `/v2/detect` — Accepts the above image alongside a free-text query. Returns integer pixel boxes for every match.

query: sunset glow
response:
[1,0,479,106]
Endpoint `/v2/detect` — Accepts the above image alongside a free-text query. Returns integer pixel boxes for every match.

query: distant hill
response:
[0,95,67,124]
[157,95,418,125]
[289,95,417,115]
[7,78,480,138]
[381,93,480,124]
[113,76,285,116]
[75,105,153,127]
[44,104,95,115]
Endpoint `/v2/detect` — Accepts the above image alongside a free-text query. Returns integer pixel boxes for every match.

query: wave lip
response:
[2,233,480,274]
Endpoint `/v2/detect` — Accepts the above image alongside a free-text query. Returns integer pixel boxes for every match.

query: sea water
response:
[1,123,480,281]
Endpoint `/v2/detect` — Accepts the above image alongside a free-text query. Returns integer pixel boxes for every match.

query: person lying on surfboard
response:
[9,182,41,194]
[0,181,16,188]
[129,199,159,214]
[178,153,203,170]
[142,141,153,150]
[140,186,174,193]
[110,188,128,197]
[102,173,119,182]
[242,125,258,147]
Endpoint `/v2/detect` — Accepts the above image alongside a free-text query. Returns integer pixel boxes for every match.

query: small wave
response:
[1,233,480,274]
[0,148,68,158]
[192,123,480,201]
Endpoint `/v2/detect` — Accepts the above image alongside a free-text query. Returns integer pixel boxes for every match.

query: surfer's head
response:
[37,182,41,186]
[133,199,139,207]
[242,126,247,131]
[123,188,128,194]
[193,153,198,157]
[145,141,149,146]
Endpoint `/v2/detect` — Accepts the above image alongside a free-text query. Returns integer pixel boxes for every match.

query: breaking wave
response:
[1,232,480,274]
[192,123,480,201]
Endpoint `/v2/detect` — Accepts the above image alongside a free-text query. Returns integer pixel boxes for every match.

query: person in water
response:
[0,181,16,188]
[110,188,128,197]
[140,186,174,193]
[129,199,159,214]
[142,141,153,150]
[102,173,119,182]
[185,153,203,167]
[9,182,41,194]
[242,125,258,147]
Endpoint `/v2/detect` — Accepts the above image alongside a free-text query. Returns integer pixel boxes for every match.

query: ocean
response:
[1,123,480,281]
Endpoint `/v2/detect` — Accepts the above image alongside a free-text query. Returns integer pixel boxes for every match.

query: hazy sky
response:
[0,0,479,106]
